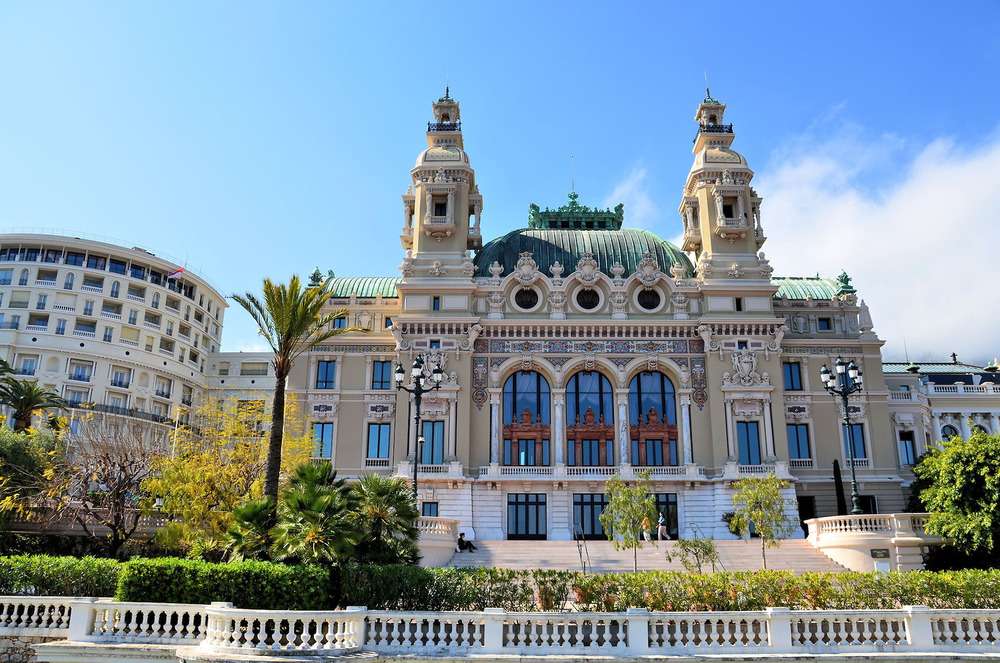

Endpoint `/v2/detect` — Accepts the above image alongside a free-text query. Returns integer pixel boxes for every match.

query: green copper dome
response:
[474,227,694,279]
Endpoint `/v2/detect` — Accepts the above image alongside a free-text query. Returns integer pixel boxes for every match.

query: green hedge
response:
[115,558,330,610]
[5,555,1000,612]
[0,555,120,597]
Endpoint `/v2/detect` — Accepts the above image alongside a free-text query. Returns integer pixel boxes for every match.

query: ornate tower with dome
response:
[270,90,950,543]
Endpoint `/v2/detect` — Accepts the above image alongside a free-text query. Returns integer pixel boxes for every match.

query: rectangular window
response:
[421,502,439,517]
[419,420,445,465]
[735,297,743,312]
[433,200,447,217]
[817,317,833,331]
[786,423,811,459]
[502,439,550,466]
[130,264,146,280]
[782,362,803,390]
[567,439,614,466]
[371,360,393,390]
[429,339,441,349]
[333,317,347,329]
[432,296,441,311]
[898,430,916,466]
[64,252,84,266]
[102,327,113,342]
[55,319,66,335]
[630,439,678,466]
[86,255,107,270]
[316,360,336,389]
[737,421,762,465]
[0,269,11,285]
[654,493,679,540]
[108,259,127,275]
[366,422,391,459]
[842,423,867,460]
[384,316,393,328]
[312,422,334,459]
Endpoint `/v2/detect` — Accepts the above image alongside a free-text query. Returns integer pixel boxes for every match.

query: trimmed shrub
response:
[0,555,121,596]
[115,558,329,610]
[338,565,534,611]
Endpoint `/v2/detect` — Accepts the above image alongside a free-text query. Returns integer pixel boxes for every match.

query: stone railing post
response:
[482,608,505,654]
[625,608,652,655]
[344,606,367,649]
[765,607,793,652]
[904,605,934,649]
[66,598,97,641]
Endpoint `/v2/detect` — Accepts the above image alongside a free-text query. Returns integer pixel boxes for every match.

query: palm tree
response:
[270,462,359,564]
[351,474,420,564]
[0,379,66,431]
[232,275,351,502]
[227,497,275,561]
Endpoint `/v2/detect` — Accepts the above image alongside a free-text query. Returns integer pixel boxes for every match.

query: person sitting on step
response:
[457,532,477,552]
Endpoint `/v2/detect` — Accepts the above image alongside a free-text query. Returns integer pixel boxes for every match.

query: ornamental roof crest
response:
[636,251,661,285]
[528,192,625,230]
[514,251,539,283]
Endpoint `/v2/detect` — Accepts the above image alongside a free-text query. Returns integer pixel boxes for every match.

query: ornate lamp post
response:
[820,356,865,515]
[394,355,444,498]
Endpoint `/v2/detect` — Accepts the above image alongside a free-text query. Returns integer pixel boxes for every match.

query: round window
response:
[637,288,661,311]
[576,288,600,310]
[514,288,539,310]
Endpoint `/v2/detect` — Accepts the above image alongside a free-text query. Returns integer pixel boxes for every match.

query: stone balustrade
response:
[416,516,460,567]
[805,513,942,572]
[0,597,996,658]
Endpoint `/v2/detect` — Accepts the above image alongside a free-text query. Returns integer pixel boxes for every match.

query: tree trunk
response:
[761,538,768,570]
[263,372,287,502]
[14,413,30,432]
[633,545,638,573]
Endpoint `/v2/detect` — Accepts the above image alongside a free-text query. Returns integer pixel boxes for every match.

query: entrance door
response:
[573,493,609,540]
[507,493,547,540]
[654,493,679,539]
[797,495,817,536]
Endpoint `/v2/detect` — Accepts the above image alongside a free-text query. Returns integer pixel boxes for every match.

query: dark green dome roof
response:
[474,228,694,279]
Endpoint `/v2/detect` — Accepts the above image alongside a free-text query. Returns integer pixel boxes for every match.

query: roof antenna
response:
[704,71,711,100]
[903,336,910,363]
[570,153,575,194]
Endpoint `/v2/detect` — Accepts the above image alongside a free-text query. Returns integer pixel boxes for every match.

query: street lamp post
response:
[394,355,444,499]
[820,356,865,515]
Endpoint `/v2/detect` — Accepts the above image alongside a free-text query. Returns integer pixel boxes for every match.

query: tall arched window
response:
[502,371,550,466]
[566,370,615,466]
[628,371,678,466]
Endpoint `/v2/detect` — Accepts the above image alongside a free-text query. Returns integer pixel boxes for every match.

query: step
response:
[448,540,846,573]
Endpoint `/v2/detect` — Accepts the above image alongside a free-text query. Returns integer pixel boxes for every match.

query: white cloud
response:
[603,167,657,228]
[236,339,271,353]
[757,122,1000,364]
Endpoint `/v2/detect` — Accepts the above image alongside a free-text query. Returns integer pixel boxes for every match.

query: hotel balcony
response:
[721,461,793,480]
[427,121,461,132]
[477,463,706,481]
[693,123,733,142]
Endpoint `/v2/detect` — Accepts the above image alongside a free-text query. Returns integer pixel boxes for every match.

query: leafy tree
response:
[269,462,359,564]
[664,537,720,573]
[730,474,794,569]
[143,395,312,558]
[915,428,1000,552]
[0,380,66,432]
[232,276,354,503]
[599,471,655,572]
[351,474,419,564]
[0,427,60,519]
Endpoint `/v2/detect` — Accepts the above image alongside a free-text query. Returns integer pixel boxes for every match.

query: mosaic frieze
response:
[311,344,396,354]
[485,339,691,354]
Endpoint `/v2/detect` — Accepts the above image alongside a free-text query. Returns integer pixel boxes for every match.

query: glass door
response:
[573,493,609,540]
[507,493,547,540]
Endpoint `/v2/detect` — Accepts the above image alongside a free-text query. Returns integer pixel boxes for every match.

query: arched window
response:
[566,370,615,466]
[941,424,960,439]
[502,371,550,466]
[18,269,28,286]
[628,371,679,466]
[973,424,988,435]
[63,273,74,290]
[110,281,120,298]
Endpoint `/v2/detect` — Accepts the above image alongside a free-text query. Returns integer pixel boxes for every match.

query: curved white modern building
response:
[0,233,227,426]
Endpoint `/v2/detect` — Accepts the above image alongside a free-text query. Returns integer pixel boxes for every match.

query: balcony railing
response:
[24,324,47,332]
[34,278,56,287]
[788,458,814,469]
[15,367,36,376]
[68,371,92,382]
[427,121,461,132]
[126,293,145,303]
[81,284,103,293]
[154,389,172,399]
[51,304,75,312]
[101,311,122,320]
[64,401,174,425]
[72,329,96,338]
[109,379,130,389]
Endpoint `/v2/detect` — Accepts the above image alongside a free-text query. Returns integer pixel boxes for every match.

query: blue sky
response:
[1,2,998,361]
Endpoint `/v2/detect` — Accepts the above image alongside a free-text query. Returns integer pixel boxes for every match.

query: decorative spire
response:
[308,267,323,287]
[440,85,451,101]
[528,192,624,230]
[985,358,1000,373]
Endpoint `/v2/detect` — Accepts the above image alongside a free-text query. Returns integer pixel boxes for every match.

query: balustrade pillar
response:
[930,412,942,444]
[960,412,972,440]
[762,399,776,460]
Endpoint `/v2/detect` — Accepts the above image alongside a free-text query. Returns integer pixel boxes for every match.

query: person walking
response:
[641,514,652,542]
[657,512,669,541]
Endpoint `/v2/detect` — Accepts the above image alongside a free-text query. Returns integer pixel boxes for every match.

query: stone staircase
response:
[449,539,847,573]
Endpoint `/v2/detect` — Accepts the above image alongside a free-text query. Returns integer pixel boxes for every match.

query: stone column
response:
[724,399,736,460]
[680,393,693,465]
[930,412,942,443]
[552,391,566,465]
[960,412,972,440]
[616,390,629,466]
[449,398,458,458]
[488,391,500,464]
[407,393,416,458]
[763,399,776,460]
